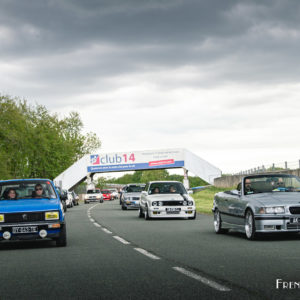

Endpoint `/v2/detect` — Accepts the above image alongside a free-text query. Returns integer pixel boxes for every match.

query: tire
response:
[122,205,127,210]
[188,211,197,220]
[214,209,228,234]
[139,208,144,218]
[144,207,151,220]
[245,209,256,240]
[55,225,67,247]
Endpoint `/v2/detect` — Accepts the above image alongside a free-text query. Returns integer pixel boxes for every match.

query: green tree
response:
[0,95,101,180]
[140,169,169,182]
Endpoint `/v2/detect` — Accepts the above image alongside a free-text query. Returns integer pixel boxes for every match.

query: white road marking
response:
[134,248,160,260]
[90,218,95,222]
[113,236,130,245]
[172,267,231,292]
[93,223,101,228]
[102,228,112,234]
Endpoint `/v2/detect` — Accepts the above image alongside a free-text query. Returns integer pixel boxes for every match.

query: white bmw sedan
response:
[139,181,196,220]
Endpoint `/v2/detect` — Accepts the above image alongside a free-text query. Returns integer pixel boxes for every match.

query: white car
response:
[84,189,103,204]
[66,192,74,208]
[139,181,196,220]
[109,189,119,200]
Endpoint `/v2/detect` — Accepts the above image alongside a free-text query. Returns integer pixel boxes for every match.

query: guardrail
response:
[234,160,300,175]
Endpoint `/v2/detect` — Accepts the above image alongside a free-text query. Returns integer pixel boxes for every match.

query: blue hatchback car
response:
[0,179,66,246]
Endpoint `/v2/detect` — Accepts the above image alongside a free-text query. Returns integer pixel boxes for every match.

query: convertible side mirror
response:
[188,190,193,195]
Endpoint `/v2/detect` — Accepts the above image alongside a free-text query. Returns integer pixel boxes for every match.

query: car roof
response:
[0,178,52,183]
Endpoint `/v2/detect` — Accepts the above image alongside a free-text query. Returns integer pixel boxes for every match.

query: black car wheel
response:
[214,209,228,234]
[55,225,67,247]
[245,209,256,240]
[144,207,151,220]
[138,207,144,218]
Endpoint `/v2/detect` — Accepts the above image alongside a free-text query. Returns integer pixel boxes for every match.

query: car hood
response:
[147,194,186,201]
[248,192,300,206]
[0,198,61,213]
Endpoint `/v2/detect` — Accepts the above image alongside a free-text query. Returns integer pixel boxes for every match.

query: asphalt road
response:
[0,200,299,300]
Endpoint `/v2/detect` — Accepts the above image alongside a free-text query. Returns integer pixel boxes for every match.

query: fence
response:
[234,160,300,175]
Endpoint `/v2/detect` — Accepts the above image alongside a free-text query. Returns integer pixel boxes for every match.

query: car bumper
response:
[0,222,65,241]
[85,199,100,203]
[255,215,300,232]
[148,206,196,218]
[124,201,140,209]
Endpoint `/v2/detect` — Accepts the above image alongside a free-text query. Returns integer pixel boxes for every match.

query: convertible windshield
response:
[0,180,57,200]
[148,182,187,194]
[244,175,300,195]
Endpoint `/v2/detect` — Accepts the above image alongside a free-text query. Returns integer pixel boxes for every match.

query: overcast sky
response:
[1,0,300,174]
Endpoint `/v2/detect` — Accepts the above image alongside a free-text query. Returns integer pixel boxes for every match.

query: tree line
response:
[96,169,208,189]
[0,95,101,180]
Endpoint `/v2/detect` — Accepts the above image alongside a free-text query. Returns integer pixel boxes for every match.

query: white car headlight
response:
[265,206,285,214]
[188,201,194,206]
[152,201,157,206]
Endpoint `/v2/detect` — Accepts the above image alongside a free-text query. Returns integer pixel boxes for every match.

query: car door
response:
[218,191,238,224]
[140,183,149,211]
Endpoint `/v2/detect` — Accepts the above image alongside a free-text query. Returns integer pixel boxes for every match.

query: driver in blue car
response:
[33,184,44,198]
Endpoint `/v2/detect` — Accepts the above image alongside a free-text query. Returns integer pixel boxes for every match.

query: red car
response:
[101,189,113,201]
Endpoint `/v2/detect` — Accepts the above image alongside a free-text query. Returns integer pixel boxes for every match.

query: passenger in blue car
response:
[6,188,18,200]
[33,184,44,198]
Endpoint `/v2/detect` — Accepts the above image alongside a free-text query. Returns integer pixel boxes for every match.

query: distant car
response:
[55,186,67,212]
[109,188,119,200]
[66,192,74,208]
[70,191,79,206]
[139,181,196,219]
[213,174,300,240]
[121,183,145,210]
[0,179,66,246]
[101,189,113,201]
[84,189,103,204]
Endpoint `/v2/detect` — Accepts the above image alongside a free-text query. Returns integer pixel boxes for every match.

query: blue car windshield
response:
[244,175,300,195]
[0,180,57,200]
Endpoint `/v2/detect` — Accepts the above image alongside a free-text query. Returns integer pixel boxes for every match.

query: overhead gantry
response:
[54,148,221,190]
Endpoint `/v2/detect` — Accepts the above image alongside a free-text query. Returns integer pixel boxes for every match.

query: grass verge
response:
[193,186,233,215]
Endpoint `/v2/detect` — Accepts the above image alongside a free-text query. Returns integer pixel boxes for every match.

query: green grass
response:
[193,186,233,215]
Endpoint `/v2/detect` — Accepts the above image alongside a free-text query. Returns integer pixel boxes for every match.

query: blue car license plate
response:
[12,226,38,234]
